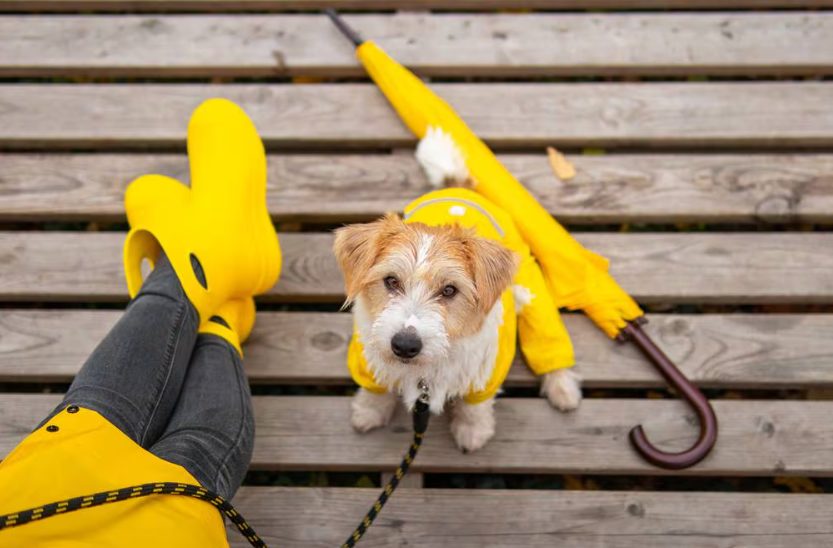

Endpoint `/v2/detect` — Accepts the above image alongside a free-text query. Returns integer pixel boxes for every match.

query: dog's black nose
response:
[391,330,422,359]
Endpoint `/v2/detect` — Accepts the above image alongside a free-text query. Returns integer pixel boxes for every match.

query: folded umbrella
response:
[326,10,717,470]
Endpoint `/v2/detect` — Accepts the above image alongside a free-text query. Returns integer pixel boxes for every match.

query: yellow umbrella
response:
[326,10,717,470]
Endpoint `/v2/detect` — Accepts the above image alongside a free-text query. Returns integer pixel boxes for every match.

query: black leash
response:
[0,382,432,548]
[342,387,431,547]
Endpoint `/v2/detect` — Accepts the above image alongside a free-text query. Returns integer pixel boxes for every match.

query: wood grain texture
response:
[4,152,833,224]
[2,0,832,12]
[3,310,833,390]
[224,488,833,548]
[4,13,832,77]
[380,471,422,488]
[2,231,833,304]
[3,394,832,475]
[2,83,833,150]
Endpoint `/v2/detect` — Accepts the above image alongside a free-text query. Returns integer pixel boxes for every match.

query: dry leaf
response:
[292,76,326,84]
[774,476,823,494]
[547,147,576,181]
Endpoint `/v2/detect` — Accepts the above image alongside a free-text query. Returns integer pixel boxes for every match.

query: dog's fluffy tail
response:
[415,127,472,188]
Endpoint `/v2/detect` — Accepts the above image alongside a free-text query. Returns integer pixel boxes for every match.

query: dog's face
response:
[334,213,518,369]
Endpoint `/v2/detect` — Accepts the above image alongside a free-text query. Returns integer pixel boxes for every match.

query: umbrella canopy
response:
[326,10,717,470]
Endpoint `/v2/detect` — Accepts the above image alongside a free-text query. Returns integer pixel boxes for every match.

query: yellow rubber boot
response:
[199,298,256,356]
[123,98,281,334]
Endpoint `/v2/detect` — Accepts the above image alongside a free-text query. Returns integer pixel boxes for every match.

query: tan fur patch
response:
[334,215,518,341]
[332,213,404,302]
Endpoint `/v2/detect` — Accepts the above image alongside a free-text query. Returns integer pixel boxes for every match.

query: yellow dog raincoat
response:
[348,188,575,404]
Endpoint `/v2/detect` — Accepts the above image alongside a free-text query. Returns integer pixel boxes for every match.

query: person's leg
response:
[149,333,254,500]
[41,253,200,448]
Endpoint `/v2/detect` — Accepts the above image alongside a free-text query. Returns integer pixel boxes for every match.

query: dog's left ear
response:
[333,213,404,301]
[464,236,519,314]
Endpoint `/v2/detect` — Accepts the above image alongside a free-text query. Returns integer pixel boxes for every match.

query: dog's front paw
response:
[451,420,495,453]
[351,388,396,433]
[541,369,582,412]
[450,400,496,453]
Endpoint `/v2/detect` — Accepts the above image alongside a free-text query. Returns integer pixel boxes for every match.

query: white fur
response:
[450,398,496,453]
[415,234,434,268]
[347,130,583,451]
[512,284,535,313]
[354,296,504,415]
[351,388,397,432]
[416,126,469,187]
[541,368,583,411]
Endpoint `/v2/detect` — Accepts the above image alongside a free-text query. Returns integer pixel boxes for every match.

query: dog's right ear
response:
[463,235,520,315]
[333,213,403,301]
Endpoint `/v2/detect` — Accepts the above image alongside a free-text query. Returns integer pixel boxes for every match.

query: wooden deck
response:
[2,2,833,546]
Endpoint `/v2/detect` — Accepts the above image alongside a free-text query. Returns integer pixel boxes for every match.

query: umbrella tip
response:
[324,9,364,47]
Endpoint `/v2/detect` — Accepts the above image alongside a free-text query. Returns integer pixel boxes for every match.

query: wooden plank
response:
[3,310,833,390]
[2,0,832,12]
[3,394,833,475]
[225,488,833,548]
[4,152,833,224]
[2,83,833,150]
[4,14,833,77]
[381,471,422,487]
[2,231,833,304]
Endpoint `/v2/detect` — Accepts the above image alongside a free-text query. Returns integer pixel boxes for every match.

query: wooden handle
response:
[619,320,719,470]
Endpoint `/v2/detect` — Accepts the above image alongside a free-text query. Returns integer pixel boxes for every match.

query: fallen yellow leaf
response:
[547,147,576,181]
[774,476,823,494]
[292,76,326,84]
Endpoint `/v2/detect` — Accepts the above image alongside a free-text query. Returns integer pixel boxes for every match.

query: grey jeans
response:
[42,254,254,500]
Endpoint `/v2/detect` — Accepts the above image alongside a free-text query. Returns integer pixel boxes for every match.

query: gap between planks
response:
[381,471,423,488]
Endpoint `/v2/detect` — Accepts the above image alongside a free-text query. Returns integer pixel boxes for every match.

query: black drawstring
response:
[0,482,265,547]
[1,394,432,548]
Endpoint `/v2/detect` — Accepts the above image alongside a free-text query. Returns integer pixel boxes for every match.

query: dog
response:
[333,128,582,452]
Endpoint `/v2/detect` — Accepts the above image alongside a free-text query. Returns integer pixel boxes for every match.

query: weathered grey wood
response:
[2,0,831,12]
[4,153,833,224]
[2,83,833,150]
[380,471,422,488]
[2,231,833,304]
[4,14,832,77]
[225,488,833,548]
[3,310,833,390]
[3,394,832,475]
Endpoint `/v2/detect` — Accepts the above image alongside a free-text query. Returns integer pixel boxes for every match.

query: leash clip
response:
[413,378,431,434]
[417,378,430,405]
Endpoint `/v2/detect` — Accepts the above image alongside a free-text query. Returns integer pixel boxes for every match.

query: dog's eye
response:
[441,285,457,298]
[384,276,401,292]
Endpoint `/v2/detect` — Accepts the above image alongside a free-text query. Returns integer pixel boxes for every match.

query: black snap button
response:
[46,425,59,433]
[67,405,79,414]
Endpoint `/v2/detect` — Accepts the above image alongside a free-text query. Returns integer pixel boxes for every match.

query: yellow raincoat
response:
[348,188,575,404]
[0,98,279,547]
[0,406,227,547]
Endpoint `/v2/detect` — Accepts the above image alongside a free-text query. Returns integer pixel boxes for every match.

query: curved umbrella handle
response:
[617,319,718,469]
